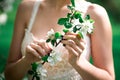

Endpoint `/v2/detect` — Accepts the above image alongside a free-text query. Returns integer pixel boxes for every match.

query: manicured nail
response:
[39,56,42,59]
[63,44,66,47]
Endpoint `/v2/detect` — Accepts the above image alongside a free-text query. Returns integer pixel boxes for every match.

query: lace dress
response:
[21,0,92,80]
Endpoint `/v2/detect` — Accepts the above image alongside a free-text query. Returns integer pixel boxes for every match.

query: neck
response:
[44,0,71,9]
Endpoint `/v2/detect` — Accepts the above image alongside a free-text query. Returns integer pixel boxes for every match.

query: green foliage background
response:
[0,0,120,80]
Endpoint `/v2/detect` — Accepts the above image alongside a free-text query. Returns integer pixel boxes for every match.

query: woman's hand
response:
[61,32,86,65]
[25,39,52,64]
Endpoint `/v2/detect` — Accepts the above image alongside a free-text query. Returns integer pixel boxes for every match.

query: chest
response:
[30,8,69,40]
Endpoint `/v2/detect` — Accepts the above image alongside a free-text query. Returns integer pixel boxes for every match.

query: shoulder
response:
[87,3,109,22]
[20,0,35,7]
[87,3,112,41]
[14,0,37,32]
[87,3,111,30]
[87,3,112,43]
[18,0,35,15]
[16,0,36,25]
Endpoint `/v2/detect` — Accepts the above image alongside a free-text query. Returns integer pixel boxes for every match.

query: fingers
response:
[65,31,76,35]
[34,39,52,54]
[62,32,86,57]
[26,39,52,61]
[65,45,79,56]
[26,45,42,59]
[30,43,46,56]
[63,34,85,50]
[62,40,83,56]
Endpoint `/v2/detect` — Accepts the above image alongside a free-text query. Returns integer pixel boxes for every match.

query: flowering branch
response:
[28,0,94,80]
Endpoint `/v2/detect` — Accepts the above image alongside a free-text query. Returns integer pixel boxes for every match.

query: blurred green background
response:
[0,0,120,80]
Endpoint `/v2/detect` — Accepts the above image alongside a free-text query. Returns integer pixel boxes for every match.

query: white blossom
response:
[72,19,94,34]
[36,64,47,77]
[47,50,62,66]
[80,20,94,34]
[73,19,80,27]
[46,29,55,39]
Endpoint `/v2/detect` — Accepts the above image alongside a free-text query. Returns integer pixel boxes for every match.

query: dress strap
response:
[27,0,41,32]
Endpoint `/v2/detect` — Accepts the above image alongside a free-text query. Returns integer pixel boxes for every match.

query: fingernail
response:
[39,56,42,59]
[50,49,52,52]
[63,44,66,47]
[61,35,63,38]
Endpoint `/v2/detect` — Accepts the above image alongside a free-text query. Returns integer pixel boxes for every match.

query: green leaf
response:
[70,0,75,7]
[73,26,77,33]
[79,17,84,23]
[67,5,75,11]
[89,19,94,23]
[36,76,40,80]
[85,15,90,20]
[58,18,69,25]
[31,63,38,71]
[74,11,81,19]
[46,39,51,42]
[54,32,62,39]
[64,22,73,29]
[51,39,56,46]
[67,13,72,18]
[42,55,49,62]
[63,29,69,33]
[78,32,84,38]
[28,70,34,75]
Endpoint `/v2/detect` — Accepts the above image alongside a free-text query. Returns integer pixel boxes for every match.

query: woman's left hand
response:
[61,32,86,65]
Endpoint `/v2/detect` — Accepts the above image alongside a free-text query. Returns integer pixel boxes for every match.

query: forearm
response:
[5,56,31,80]
[73,57,114,80]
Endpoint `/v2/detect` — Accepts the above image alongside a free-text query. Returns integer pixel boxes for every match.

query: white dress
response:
[21,0,92,80]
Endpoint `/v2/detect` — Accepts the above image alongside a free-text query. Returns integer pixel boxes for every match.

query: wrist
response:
[22,56,32,66]
[71,57,87,70]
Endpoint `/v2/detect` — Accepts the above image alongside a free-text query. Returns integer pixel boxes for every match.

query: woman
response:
[5,0,115,80]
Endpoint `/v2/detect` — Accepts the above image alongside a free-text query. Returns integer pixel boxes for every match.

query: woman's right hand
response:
[25,39,52,63]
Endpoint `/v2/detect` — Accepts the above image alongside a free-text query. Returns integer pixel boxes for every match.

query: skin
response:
[4,0,115,80]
